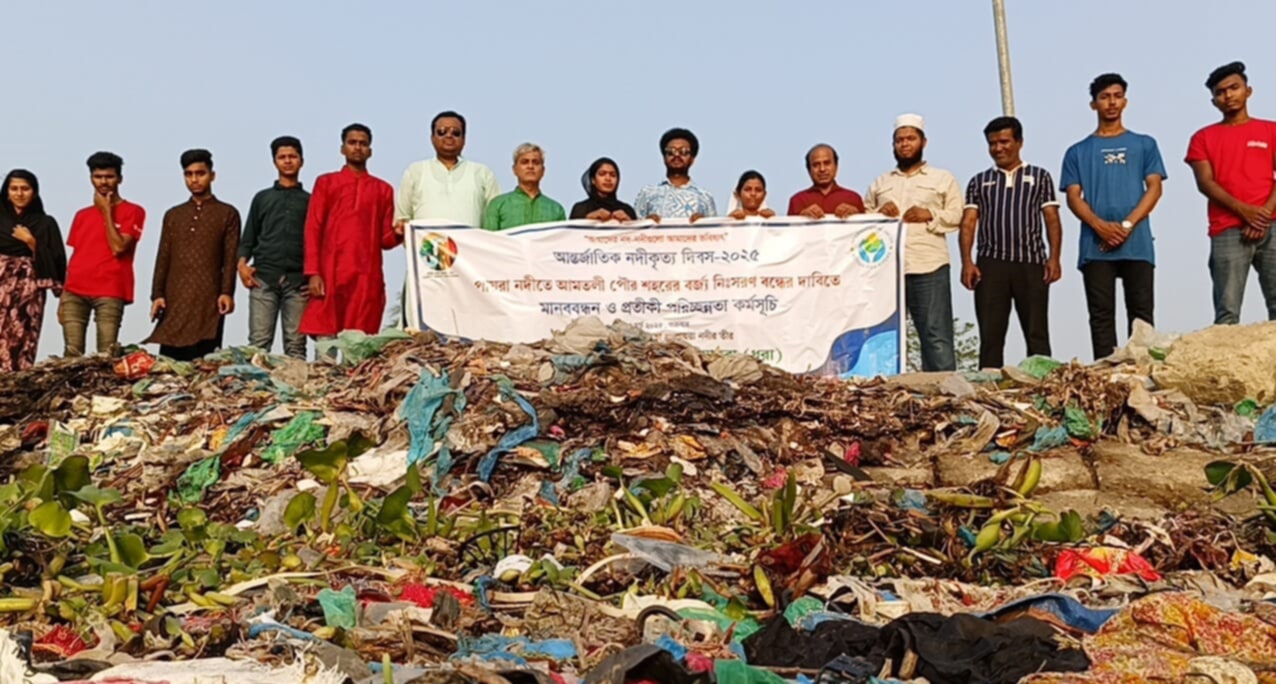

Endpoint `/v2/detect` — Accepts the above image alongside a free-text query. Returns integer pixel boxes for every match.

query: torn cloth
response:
[1023,592,1276,683]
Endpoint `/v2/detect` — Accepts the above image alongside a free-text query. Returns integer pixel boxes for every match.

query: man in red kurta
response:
[299,123,403,342]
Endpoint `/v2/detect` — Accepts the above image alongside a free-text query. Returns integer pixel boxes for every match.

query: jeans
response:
[1081,260,1154,360]
[1209,229,1276,325]
[905,265,956,371]
[973,257,1051,369]
[58,292,124,357]
[248,276,308,359]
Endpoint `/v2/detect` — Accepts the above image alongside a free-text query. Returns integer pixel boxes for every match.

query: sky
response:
[5,1,1276,367]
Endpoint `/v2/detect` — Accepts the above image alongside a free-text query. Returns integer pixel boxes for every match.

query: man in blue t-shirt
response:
[1060,73,1168,360]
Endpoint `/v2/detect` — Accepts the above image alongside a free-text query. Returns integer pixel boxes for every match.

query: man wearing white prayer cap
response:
[864,113,964,371]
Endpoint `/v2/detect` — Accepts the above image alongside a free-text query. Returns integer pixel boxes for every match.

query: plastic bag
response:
[1055,547,1161,582]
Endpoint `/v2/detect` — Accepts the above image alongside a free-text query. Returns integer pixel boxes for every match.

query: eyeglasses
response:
[435,128,464,138]
[663,147,692,158]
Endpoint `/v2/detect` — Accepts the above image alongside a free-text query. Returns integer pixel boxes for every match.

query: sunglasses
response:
[435,128,464,138]
[663,147,692,158]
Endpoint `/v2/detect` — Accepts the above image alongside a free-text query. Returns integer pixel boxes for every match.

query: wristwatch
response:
[1120,220,1133,232]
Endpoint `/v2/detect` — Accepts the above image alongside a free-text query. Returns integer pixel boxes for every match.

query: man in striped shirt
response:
[959,116,1063,369]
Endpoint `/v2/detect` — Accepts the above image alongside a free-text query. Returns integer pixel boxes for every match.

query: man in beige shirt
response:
[865,114,964,371]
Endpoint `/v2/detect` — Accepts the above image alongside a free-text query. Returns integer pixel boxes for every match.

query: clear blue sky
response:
[6,1,1275,365]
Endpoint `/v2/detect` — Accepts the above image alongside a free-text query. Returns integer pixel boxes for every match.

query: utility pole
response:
[992,0,1015,116]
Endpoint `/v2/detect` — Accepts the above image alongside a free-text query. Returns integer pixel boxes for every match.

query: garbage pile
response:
[2,318,1276,683]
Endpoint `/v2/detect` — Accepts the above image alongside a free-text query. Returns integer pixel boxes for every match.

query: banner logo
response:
[419,233,458,271]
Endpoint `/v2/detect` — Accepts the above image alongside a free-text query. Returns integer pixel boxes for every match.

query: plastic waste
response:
[261,412,325,465]
[613,533,724,572]
[1029,426,1070,452]
[1055,547,1161,583]
[315,328,412,364]
[317,585,358,629]
[1018,355,1063,380]
[1256,405,1276,444]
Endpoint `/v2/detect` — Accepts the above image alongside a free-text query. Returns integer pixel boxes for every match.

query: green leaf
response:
[116,533,148,569]
[296,442,350,484]
[87,559,138,575]
[20,464,54,501]
[633,477,676,500]
[665,462,684,484]
[284,492,316,532]
[376,486,417,541]
[1205,461,1250,491]
[53,456,91,499]
[195,568,220,588]
[149,531,187,556]
[782,471,797,530]
[177,507,208,532]
[70,485,123,508]
[1057,510,1086,542]
[346,432,377,459]
[709,482,763,521]
[601,465,624,481]
[30,500,72,538]
[0,483,22,504]
[405,463,422,495]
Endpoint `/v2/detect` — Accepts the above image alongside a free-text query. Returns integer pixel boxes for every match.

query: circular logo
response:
[856,231,890,266]
[419,233,458,271]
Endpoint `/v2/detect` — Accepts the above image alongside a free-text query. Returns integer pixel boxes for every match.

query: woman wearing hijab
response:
[728,170,776,219]
[0,169,67,371]
[569,157,637,221]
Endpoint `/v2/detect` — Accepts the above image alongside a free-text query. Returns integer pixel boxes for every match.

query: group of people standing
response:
[2,61,1274,374]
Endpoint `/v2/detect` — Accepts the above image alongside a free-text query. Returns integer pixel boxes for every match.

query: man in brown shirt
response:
[147,149,240,361]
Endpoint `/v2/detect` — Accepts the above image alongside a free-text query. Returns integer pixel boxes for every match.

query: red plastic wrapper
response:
[32,624,91,658]
[114,351,156,380]
[399,583,475,608]
[1054,547,1162,583]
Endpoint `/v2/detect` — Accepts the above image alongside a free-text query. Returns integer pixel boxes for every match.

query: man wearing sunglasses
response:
[633,127,717,223]
[394,110,500,230]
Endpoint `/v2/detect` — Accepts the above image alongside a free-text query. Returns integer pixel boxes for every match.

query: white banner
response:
[405,217,905,377]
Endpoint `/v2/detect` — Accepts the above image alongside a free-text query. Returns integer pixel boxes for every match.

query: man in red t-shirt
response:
[786,144,866,219]
[59,152,146,356]
[1186,61,1276,325]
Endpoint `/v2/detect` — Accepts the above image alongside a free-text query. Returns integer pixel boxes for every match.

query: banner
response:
[405,217,905,378]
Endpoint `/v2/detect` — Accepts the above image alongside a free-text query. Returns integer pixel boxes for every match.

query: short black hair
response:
[804,144,839,170]
[735,170,766,194]
[180,148,213,170]
[659,127,699,157]
[1206,61,1247,91]
[342,123,372,144]
[431,110,467,135]
[983,116,1023,141]
[271,135,303,158]
[1089,73,1128,100]
[86,151,123,174]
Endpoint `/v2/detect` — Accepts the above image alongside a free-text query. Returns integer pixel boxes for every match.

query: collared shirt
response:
[633,179,717,219]
[964,163,1060,265]
[395,157,500,227]
[786,183,866,216]
[865,164,963,275]
[148,196,240,347]
[64,200,146,302]
[238,181,310,283]
[483,187,567,231]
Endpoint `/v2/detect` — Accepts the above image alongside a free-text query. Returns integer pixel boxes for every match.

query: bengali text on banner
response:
[404,217,905,377]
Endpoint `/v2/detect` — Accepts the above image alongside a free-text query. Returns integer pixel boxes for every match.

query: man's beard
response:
[895,151,923,169]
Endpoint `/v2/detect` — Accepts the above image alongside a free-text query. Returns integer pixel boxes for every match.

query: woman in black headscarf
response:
[0,169,67,371]
[569,157,637,221]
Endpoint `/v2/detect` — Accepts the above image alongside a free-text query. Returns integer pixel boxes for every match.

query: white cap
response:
[894,113,925,133]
